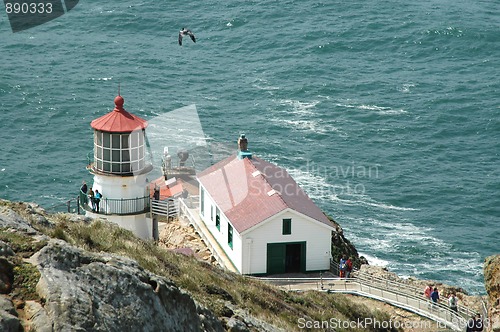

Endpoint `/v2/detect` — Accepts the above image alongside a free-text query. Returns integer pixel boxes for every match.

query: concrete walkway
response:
[258,276,469,331]
[178,197,238,273]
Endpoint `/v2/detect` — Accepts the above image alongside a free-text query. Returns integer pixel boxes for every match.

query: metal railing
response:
[151,199,178,218]
[354,268,478,319]
[258,276,467,331]
[178,197,237,272]
[45,197,80,214]
[79,190,150,216]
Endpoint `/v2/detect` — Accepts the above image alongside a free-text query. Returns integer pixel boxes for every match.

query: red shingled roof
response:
[91,96,148,133]
[197,155,335,233]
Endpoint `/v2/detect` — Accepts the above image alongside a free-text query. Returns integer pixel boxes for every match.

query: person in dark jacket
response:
[474,313,484,332]
[94,190,102,213]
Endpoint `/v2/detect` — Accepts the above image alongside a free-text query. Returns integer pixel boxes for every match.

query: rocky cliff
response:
[0,201,282,332]
[484,255,500,332]
[0,200,404,332]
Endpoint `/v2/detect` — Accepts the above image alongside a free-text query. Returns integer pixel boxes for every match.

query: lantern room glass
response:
[93,130,146,174]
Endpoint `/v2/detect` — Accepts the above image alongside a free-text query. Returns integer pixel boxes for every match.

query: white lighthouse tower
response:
[84,95,153,239]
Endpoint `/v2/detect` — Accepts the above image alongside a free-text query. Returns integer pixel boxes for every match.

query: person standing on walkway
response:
[80,181,88,204]
[88,188,95,212]
[339,255,347,278]
[474,313,484,332]
[466,315,476,332]
[448,293,458,312]
[94,190,102,213]
[424,284,433,300]
[430,287,439,310]
[345,257,353,278]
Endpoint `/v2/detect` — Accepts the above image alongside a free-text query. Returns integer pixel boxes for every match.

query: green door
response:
[267,243,286,274]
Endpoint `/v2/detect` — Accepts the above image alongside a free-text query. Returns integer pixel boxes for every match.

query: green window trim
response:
[215,207,220,231]
[228,223,233,249]
[282,218,291,235]
[200,189,205,216]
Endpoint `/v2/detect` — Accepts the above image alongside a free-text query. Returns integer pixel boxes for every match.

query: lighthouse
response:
[82,95,153,239]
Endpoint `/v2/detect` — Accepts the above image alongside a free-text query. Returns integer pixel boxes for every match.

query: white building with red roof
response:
[81,95,153,239]
[197,135,336,274]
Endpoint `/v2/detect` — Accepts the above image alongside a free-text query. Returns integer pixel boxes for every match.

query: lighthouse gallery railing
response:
[79,190,150,216]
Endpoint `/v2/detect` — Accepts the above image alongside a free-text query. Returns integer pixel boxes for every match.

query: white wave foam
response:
[398,83,415,93]
[336,102,407,115]
[360,253,390,267]
[271,117,347,137]
[89,77,113,81]
[278,99,320,115]
[330,194,418,211]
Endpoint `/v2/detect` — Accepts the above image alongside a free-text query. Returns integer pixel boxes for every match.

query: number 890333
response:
[5,2,53,14]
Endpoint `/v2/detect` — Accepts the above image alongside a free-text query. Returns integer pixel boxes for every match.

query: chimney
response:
[237,134,252,159]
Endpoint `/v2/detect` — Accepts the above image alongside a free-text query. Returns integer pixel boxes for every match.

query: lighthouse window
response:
[131,148,139,161]
[112,135,120,149]
[121,150,130,162]
[121,135,129,148]
[122,163,130,173]
[103,149,110,160]
[103,133,110,148]
[130,132,139,148]
[95,132,100,146]
[93,130,148,175]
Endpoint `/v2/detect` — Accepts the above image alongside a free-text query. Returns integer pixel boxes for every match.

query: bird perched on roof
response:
[178,28,196,46]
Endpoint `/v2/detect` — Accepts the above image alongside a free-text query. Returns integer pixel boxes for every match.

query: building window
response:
[200,188,204,216]
[228,223,233,249]
[211,206,214,221]
[215,207,220,231]
[282,218,291,235]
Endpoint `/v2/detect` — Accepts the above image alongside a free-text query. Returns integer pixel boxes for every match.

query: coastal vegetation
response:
[0,200,402,331]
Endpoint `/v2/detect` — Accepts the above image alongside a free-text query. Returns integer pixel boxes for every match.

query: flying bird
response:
[179,28,196,46]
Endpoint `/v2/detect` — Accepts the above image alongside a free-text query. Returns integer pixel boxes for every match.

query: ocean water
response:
[1,0,498,295]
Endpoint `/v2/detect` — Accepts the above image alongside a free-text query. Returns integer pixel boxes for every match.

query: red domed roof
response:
[91,96,148,133]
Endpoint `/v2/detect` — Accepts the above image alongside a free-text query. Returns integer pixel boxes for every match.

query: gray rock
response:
[0,296,17,316]
[0,206,38,234]
[0,296,20,332]
[24,301,53,332]
[0,258,13,294]
[226,317,249,332]
[224,302,286,332]
[0,241,15,257]
[0,310,21,332]
[30,240,225,332]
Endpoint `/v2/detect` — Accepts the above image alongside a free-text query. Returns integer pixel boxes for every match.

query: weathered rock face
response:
[484,255,500,332]
[328,215,368,269]
[29,239,224,332]
[0,296,21,332]
[158,220,213,263]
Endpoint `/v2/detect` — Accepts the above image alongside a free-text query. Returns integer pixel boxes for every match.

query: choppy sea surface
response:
[1,0,498,295]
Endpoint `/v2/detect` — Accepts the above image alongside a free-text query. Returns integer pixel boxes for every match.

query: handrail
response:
[79,190,150,216]
[354,269,478,319]
[257,277,467,331]
[177,198,229,270]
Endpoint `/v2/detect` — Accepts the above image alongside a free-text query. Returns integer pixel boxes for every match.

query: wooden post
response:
[77,196,80,215]
[67,200,71,213]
